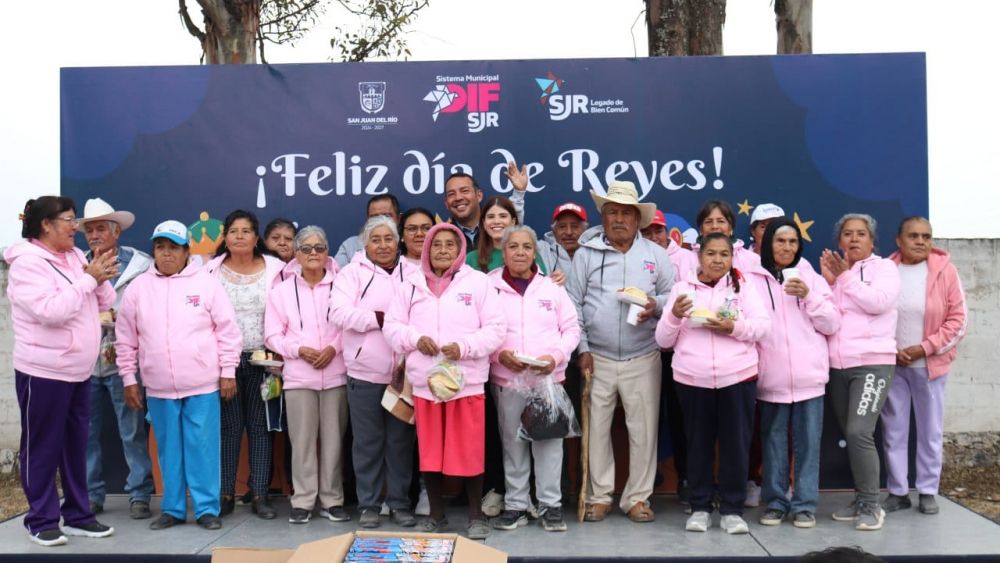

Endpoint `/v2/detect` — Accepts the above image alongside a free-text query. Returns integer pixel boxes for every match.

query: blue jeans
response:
[86,375,154,505]
[759,396,823,514]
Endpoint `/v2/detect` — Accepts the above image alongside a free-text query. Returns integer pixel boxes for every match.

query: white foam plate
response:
[250,359,283,368]
[687,316,713,327]
[514,353,549,368]
[616,291,648,306]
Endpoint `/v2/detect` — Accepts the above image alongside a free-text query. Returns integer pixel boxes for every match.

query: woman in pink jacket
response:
[488,225,580,534]
[751,218,839,529]
[384,223,506,540]
[116,220,242,531]
[820,213,901,531]
[881,217,966,516]
[5,196,117,546]
[330,216,416,529]
[655,232,770,535]
[264,226,349,525]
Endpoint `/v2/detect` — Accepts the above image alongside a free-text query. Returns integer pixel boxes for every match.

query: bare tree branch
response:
[261,0,321,26]
[179,0,206,41]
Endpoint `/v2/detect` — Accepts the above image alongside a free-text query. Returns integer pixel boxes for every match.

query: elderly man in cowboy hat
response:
[567,181,675,524]
[79,198,155,519]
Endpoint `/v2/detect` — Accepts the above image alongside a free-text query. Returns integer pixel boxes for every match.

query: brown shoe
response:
[583,503,611,522]
[627,502,655,523]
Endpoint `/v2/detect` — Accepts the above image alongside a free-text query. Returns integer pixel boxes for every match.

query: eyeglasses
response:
[403,224,433,234]
[297,244,328,254]
[53,216,81,228]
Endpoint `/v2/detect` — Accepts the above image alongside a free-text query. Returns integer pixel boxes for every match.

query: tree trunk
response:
[197,0,261,64]
[646,0,726,56]
[775,0,812,54]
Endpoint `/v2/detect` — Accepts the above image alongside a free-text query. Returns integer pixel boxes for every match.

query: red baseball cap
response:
[648,209,667,228]
[551,202,587,222]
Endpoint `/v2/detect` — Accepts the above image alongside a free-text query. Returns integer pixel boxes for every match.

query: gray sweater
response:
[567,227,675,361]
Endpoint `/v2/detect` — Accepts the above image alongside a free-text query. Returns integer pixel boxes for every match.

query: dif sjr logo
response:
[424,75,501,133]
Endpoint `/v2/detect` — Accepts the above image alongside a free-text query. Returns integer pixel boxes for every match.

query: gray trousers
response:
[346,377,416,511]
[828,365,895,504]
[285,387,348,510]
[492,383,563,511]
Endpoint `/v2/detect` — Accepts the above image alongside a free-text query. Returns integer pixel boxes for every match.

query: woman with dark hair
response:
[675,200,762,281]
[466,196,549,275]
[820,213,900,531]
[655,232,770,535]
[5,196,117,546]
[399,207,436,267]
[263,218,297,262]
[205,209,286,519]
[751,218,839,529]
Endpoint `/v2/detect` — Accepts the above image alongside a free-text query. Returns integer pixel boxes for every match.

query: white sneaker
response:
[481,489,504,518]
[744,480,761,508]
[685,511,710,532]
[415,486,430,516]
[721,514,750,535]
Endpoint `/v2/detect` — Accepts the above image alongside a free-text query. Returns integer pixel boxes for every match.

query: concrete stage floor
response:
[1,492,998,559]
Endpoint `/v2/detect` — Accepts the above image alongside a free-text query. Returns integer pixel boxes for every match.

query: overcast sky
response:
[1,0,997,244]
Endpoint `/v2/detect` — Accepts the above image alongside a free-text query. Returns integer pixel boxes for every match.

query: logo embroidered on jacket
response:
[643,260,656,273]
[185,295,201,307]
[457,293,473,306]
[538,299,553,312]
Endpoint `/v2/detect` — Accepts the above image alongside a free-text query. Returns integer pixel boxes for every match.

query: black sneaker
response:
[882,493,912,513]
[149,513,185,530]
[197,514,222,530]
[540,506,567,532]
[918,494,939,515]
[29,529,67,547]
[251,496,277,520]
[491,509,528,530]
[320,506,351,522]
[220,496,235,517]
[359,507,381,529]
[130,500,152,520]
[289,508,312,524]
[61,521,114,538]
[759,508,786,526]
[391,508,417,527]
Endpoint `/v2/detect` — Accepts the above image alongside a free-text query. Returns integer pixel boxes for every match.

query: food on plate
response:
[690,308,717,320]
[250,349,270,362]
[99,311,115,325]
[620,287,648,301]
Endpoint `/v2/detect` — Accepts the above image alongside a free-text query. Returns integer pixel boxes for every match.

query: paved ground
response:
[1,492,998,558]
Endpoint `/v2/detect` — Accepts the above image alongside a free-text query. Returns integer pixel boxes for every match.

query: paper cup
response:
[626,303,644,326]
[782,267,800,280]
[682,290,696,304]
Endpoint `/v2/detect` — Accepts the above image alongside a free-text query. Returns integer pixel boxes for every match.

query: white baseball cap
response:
[750,203,785,225]
[150,220,189,246]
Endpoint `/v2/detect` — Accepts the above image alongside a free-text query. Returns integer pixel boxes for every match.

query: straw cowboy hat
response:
[590,181,657,228]
[78,198,135,231]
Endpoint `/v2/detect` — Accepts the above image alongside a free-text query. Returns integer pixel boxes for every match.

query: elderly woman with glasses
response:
[264,226,349,525]
[331,215,417,529]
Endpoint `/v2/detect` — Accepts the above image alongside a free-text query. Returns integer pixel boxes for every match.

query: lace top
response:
[219,263,267,351]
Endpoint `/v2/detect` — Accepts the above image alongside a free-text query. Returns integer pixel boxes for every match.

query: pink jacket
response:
[655,273,770,389]
[750,261,840,403]
[4,240,116,382]
[828,254,901,370]
[890,248,967,379]
[330,252,411,384]
[488,269,581,388]
[115,263,242,399]
[264,257,347,390]
[384,260,506,402]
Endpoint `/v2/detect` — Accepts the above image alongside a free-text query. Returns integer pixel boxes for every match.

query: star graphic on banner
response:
[534,71,564,104]
[423,86,457,122]
[794,212,815,242]
[737,199,753,216]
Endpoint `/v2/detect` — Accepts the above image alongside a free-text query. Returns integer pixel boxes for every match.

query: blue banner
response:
[61,54,927,263]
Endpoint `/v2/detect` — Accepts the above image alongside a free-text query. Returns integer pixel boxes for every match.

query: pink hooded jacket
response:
[4,240,116,382]
[264,257,347,390]
[488,268,581,388]
[750,261,840,403]
[115,263,242,399]
[655,272,771,389]
[889,247,967,379]
[330,251,411,384]
[827,254,901,370]
[384,223,507,401]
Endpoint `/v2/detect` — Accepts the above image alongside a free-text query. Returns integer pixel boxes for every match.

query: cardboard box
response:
[212,531,506,563]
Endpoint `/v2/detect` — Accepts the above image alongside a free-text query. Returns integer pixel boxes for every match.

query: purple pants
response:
[880,366,947,496]
[15,370,97,534]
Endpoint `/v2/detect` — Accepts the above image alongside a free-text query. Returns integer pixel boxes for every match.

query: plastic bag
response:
[427,357,464,402]
[259,374,282,401]
[517,376,580,441]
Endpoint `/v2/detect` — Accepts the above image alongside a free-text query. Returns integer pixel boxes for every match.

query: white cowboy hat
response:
[78,198,135,231]
[590,181,657,228]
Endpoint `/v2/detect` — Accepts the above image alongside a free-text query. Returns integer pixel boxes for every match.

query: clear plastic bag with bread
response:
[427,356,465,401]
[517,376,580,442]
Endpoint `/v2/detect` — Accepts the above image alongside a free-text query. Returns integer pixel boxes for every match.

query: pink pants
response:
[880,366,947,495]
